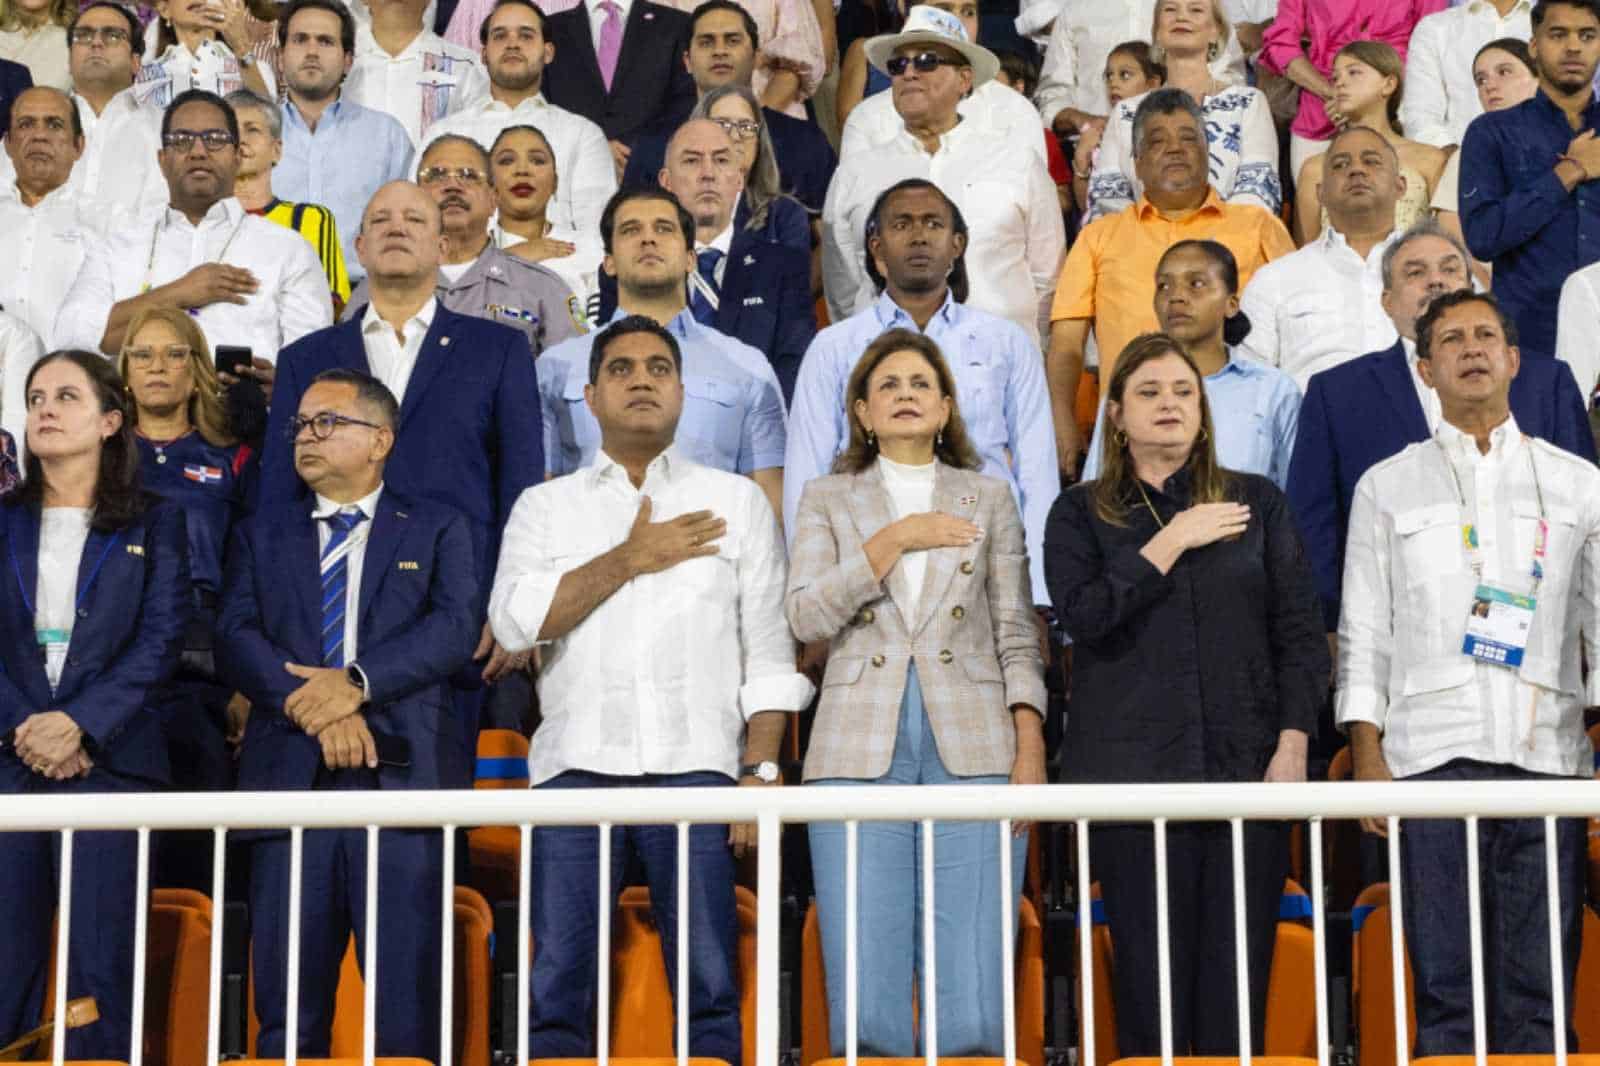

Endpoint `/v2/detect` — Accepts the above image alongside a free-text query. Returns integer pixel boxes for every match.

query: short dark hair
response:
[1533,0,1600,30]
[1158,239,1253,346]
[309,367,400,428]
[588,314,683,384]
[162,89,239,144]
[864,178,970,304]
[68,1,140,47]
[11,86,83,140]
[13,350,147,531]
[1131,87,1204,156]
[480,0,548,44]
[995,50,1039,97]
[420,132,493,176]
[599,186,695,255]
[277,0,358,55]
[688,0,760,50]
[1415,290,1520,362]
[1474,36,1536,76]
[1108,39,1166,84]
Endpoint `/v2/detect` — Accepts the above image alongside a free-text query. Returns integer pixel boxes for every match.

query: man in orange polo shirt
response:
[1046,88,1294,477]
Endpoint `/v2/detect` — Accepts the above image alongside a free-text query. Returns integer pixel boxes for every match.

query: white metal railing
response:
[5,779,1600,1066]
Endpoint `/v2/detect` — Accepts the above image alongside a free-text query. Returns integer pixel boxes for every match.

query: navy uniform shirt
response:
[136,431,254,597]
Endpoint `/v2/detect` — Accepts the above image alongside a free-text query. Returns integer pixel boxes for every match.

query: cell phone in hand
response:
[215,345,253,380]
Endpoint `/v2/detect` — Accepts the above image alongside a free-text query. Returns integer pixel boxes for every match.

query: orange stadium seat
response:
[467,729,532,904]
[1352,882,1600,1066]
[1076,880,1319,1066]
[798,897,1046,1066]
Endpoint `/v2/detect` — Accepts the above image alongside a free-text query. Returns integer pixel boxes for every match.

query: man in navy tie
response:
[218,367,479,1059]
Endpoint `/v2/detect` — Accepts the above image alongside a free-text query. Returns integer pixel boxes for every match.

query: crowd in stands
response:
[1,0,1599,1061]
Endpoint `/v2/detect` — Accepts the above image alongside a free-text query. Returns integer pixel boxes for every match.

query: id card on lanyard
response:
[1438,439,1547,669]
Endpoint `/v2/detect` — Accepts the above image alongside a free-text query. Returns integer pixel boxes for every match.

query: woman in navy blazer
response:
[0,350,190,1060]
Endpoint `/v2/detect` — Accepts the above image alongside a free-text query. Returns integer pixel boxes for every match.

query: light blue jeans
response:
[808,666,1026,1056]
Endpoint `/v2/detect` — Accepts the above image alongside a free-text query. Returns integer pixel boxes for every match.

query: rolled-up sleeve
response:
[1334,473,1394,731]
[487,485,563,652]
[735,485,815,716]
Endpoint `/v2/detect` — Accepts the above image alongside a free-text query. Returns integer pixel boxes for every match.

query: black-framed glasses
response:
[69,25,131,46]
[125,345,193,367]
[289,412,384,441]
[162,128,236,153]
[885,51,965,76]
[419,165,487,186]
[710,117,760,141]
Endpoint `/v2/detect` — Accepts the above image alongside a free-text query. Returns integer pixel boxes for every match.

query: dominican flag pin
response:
[958,494,977,506]
[184,464,223,485]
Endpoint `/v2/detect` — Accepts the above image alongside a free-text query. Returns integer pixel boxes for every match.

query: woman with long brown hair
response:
[0,349,189,1060]
[1044,332,1327,1057]
[786,328,1045,1057]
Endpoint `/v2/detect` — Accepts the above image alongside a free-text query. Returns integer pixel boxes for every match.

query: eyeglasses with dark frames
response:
[162,129,237,153]
[289,412,385,441]
[709,117,761,141]
[418,165,488,186]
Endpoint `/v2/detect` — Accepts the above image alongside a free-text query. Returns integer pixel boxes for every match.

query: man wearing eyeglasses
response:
[55,89,334,361]
[424,0,616,235]
[218,366,479,1060]
[821,5,1064,349]
[340,133,582,355]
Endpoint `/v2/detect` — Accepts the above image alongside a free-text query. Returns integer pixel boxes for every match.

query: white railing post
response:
[755,810,782,1066]
[1154,817,1174,1066]
[285,825,304,1066]
[597,822,612,1066]
[845,818,859,1066]
[1387,816,1407,1066]
[206,826,227,1066]
[1545,815,1570,1066]
[517,822,533,1066]
[1076,820,1096,1066]
[51,828,73,1066]
[1230,817,1251,1066]
[999,820,1016,1066]
[921,818,937,1066]
[363,825,378,1066]
[440,824,456,1066]
[676,821,689,1066]
[129,826,150,1066]
[1309,818,1330,1066]
[1465,816,1487,1066]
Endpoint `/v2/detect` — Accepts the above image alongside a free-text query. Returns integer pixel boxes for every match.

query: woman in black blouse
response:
[1044,333,1327,1057]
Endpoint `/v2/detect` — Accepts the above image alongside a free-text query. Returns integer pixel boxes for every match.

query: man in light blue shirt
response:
[783,178,1058,605]
[539,187,787,518]
[273,0,414,282]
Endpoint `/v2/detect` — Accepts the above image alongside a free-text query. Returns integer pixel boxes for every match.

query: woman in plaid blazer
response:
[785,328,1047,1057]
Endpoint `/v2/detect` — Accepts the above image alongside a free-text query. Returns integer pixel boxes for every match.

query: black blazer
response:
[598,229,816,400]
[1045,470,1329,785]
[542,1,697,144]
[0,59,31,140]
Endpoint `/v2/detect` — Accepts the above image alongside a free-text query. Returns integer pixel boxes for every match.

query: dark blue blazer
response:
[0,498,190,786]
[1285,340,1597,631]
[542,0,696,144]
[622,105,838,214]
[599,229,816,401]
[218,491,479,790]
[0,59,31,141]
[259,307,544,590]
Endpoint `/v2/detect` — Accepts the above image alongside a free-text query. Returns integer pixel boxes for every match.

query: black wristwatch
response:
[740,760,780,783]
[346,662,369,700]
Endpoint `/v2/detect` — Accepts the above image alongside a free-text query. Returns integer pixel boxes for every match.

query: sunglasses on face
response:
[886,51,965,76]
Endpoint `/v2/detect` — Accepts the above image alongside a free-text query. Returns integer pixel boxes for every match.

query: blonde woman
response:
[0,0,70,88]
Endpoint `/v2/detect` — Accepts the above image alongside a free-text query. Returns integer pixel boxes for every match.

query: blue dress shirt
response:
[1082,351,1301,490]
[1460,88,1600,359]
[538,307,788,476]
[783,290,1059,604]
[274,98,415,284]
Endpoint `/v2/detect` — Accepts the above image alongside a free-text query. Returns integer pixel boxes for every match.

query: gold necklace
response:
[1134,478,1165,528]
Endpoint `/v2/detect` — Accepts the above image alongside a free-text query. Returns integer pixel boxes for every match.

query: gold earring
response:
[936,428,944,447]
[1114,428,1128,446]
[1198,425,1209,442]
[866,428,876,446]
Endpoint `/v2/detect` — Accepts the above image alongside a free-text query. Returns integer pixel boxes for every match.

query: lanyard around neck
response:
[140,209,247,295]
[1434,435,1547,588]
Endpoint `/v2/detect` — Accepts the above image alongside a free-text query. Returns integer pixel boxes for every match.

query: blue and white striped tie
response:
[320,509,367,667]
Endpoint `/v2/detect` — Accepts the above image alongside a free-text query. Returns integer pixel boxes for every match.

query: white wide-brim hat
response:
[864,4,1000,90]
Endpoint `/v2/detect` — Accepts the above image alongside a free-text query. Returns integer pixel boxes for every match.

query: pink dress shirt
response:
[1259,0,1447,142]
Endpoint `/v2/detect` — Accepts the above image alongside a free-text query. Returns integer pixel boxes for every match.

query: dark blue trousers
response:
[1401,759,1585,1057]
[529,770,741,1066]
[0,760,141,1061]
[249,773,445,1059]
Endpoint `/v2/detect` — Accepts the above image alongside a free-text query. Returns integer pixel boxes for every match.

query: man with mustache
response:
[1337,287,1600,1057]
[273,0,415,284]
[54,89,333,359]
[341,133,582,356]
[1460,0,1600,359]
[1238,126,1406,390]
[425,0,615,235]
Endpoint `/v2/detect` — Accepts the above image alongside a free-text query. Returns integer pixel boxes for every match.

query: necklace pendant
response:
[156,452,167,464]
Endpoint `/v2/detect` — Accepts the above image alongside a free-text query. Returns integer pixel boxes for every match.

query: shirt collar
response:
[1135,185,1224,222]
[361,295,438,338]
[164,195,244,229]
[589,442,681,489]
[604,306,698,338]
[585,0,630,19]
[1435,410,1523,461]
[872,288,958,329]
[1531,85,1600,129]
[1402,335,1419,364]
[1207,348,1258,381]
[699,224,734,257]
[286,94,346,128]
[481,91,549,114]
[311,482,384,521]
[1319,224,1403,265]
[1466,0,1531,15]
[0,179,73,209]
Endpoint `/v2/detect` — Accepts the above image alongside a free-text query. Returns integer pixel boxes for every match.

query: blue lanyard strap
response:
[9,529,124,620]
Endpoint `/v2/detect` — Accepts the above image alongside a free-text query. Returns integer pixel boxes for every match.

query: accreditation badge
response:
[1462,584,1536,667]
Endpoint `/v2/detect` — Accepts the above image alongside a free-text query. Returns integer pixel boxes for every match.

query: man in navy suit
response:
[260,180,544,717]
[1287,220,1598,638]
[602,119,814,400]
[621,0,836,216]
[219,367,478,1058]
[541,0,696,173]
